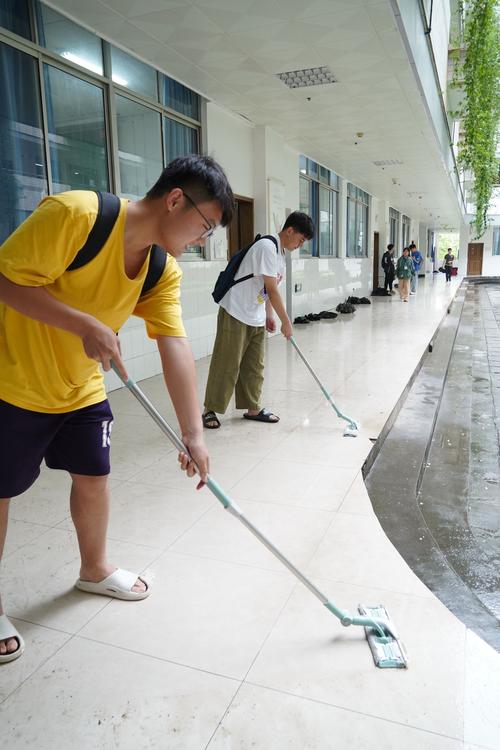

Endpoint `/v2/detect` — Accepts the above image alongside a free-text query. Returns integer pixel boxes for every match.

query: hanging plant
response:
[452,0,500,238]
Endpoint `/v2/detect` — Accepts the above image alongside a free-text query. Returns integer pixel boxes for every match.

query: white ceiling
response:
[46,0,462,228]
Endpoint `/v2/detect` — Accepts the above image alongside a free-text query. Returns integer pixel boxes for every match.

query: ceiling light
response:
[276,66,336,89]
[373,159,404,166]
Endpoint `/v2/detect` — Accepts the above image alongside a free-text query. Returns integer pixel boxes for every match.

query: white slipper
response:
[0,614,25,664]
[75,569,150,601]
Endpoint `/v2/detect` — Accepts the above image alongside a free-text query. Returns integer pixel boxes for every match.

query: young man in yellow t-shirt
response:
[0,155,234,663]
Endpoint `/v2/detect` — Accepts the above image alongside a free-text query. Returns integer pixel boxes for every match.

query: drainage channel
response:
[363,278,500,653]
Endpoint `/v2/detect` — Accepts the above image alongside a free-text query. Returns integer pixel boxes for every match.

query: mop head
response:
[343,422,359,438]
[358,604,408,669]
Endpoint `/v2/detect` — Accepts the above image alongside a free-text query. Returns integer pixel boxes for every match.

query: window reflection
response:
[0,43,47,243]
[116,95,162,200]
[44,65,109,192]
[37,4,103,76]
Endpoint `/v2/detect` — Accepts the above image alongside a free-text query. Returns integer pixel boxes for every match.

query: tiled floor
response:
[2,275,500,749]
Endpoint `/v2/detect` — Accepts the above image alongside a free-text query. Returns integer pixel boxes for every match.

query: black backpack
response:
[66,190,166,297]
[212,234,278,304]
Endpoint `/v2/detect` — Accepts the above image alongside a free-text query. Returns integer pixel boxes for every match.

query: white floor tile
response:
[2,527,161,632]
[246,581,466,737]
[0,637,238,750]
[170,498,333,572]
[464,629,500,749]
[79,551,295,679]
[208,683,463,750]
[0,618,70,703]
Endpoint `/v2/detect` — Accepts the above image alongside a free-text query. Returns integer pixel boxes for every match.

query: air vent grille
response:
[276,66,336,89]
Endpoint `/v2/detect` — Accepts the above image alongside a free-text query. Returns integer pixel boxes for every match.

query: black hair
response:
[282,211,315,239]
[387,243,394,251]
[146,154,234,226]
[409,243,416,249]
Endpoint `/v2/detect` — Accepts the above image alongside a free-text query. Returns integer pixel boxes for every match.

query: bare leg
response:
[70,474,145,593]
[0,499,19,656]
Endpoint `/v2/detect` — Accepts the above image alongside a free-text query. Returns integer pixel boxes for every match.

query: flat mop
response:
[111,364,407,669]
[289,336,360,437]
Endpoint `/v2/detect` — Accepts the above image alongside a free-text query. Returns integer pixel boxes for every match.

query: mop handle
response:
[289,336,355,426]
[109,363,385,636]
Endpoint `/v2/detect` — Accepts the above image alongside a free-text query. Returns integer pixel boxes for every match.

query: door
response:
[467,243,483,275]
[227,196,254,259]
[372,232,380,289]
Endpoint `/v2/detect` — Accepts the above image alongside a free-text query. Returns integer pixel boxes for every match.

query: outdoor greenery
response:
[452,0,500,238]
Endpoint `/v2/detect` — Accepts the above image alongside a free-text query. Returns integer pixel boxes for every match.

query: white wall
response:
[459,219,500,277]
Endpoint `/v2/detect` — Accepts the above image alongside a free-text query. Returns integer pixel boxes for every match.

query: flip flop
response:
[202,410,221,429]
[75,569,150,601]
[0,614,25,664]
[243,409,280,423]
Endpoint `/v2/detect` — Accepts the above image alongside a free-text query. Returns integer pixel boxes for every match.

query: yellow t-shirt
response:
[0,191,186,413]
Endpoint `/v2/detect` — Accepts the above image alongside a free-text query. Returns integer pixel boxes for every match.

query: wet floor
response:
[365,279,500,651]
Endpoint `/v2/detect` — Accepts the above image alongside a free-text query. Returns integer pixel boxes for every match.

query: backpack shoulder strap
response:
[67,191,121,271]
[258,234,279,251]
[140,244,167,297]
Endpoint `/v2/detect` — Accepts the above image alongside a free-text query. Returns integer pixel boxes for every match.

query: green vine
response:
[452,0,500,238]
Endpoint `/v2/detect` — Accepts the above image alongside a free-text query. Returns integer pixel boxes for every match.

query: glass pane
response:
[331,190,338,256]
[116,95,162,200]
[355,202,368,257]
[0,43,47,244]
[38,4,103,76]
[0,0,32,40]
[299,176,312,256]
[111,46,157,100]
[299,154,307,174]
[493,228,500,256]
[44,64,108,191]
[164,117,198,164]
[307,159,318,179]
[346,197,356,257]
[319,165,329,184]
[319,186,332,256]
[162,75,199,120]
[329,172,339,190]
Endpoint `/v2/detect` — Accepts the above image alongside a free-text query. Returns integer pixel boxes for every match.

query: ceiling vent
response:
[276,66,336,89]
[373,159,404,166]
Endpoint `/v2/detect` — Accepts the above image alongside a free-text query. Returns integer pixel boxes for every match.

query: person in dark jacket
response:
[381,244,396,294]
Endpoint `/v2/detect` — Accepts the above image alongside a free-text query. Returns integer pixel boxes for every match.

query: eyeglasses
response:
[183,191,215,240]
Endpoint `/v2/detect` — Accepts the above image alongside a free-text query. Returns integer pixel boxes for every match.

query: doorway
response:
[467,243,483,276]
[372,232,380,290]
[227,196,254,259]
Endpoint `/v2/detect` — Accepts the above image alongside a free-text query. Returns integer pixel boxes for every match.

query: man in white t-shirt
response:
[203,212,315,428]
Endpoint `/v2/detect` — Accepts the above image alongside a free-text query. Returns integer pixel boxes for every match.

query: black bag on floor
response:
[336,302,356,314]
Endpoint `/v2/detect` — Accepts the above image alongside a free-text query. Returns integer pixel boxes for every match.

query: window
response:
[299,156,339,257]
[0,43,47,243]
[162,75,200,120]
[493,228,500,256]
[37,4,103,76]
[44,65,109,192]
[402,214,411,249]
[116,95,162,200]
[347,184,369,258]
[164,117,198,164]
[0,0,32,40]
[389,208,400,253]
[111,46,158,100]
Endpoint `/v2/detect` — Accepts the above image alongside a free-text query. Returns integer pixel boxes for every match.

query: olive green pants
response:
[204,307,266,414]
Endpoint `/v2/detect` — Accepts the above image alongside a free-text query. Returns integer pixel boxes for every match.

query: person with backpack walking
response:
[396,247,415,302]
[409,243,423,295]
[0,155,234,663]
[381,243,396,294]
[202,212,315,429]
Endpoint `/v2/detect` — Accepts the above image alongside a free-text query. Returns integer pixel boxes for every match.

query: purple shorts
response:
[0,399,114,498]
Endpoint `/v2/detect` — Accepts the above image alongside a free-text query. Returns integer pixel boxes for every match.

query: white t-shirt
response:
[220,234,286,326]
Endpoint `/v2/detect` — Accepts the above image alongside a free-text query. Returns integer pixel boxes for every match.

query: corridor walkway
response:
[1,274,499,749]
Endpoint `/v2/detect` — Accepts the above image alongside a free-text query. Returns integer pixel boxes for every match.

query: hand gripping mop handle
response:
[289,336,358,431]
[110,363,389,639]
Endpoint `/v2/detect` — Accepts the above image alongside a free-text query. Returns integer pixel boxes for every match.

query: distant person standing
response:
[396,247,415,302]
[409,243,423,295]
[444,249,454,282]
[381,244,396,294]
